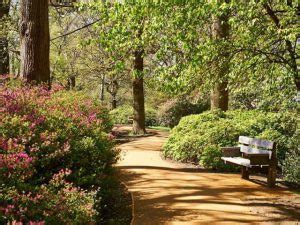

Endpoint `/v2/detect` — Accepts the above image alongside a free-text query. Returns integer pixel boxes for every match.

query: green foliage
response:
[163,110,299,182]
[283,149,300,184]
[110,105,159,126]
[145,107,159,126]
[157,98,209,128]
[149,1,299,102]
[110,105,132,125]
[200,146,235,171]
[230,66,298,112]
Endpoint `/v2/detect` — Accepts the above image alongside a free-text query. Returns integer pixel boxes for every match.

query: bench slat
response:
[221,157,270,167]
[239,136,274,149]
[239,145,272,158]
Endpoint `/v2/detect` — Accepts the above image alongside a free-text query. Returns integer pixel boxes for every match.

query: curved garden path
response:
[116,126,300,224]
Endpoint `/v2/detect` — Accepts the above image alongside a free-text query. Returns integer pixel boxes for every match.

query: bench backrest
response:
[239,136,274,149]
[238,136,276,164]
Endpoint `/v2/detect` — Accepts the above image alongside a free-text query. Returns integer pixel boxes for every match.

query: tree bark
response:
[111,97,117,109]
[20,0,50,86]
[67,76,75,89]
[99,74,105,101]
[132,50,146,135]
[211,81,229,111]
[0,1,10,75]
[110,79,118,109]
[210,1,230,111]
[106,79,119,109]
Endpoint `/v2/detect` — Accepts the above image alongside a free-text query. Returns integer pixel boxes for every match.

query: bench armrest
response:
[221,147,241,157]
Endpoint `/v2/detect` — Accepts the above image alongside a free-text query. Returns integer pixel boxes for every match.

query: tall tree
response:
[132,48,146,134]
[0,0,10,75]
[20,0,50,85]
[210,1,230,111]
[84,1,161,134]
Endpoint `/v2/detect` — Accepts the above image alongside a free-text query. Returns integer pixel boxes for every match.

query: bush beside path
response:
[116,126,300,224]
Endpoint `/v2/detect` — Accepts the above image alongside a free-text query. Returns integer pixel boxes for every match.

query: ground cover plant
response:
[163,110,299,184]
[0,78,119,224]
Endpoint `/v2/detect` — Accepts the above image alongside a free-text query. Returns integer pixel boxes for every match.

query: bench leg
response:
[267,166,276,188]
[241,166,249,179]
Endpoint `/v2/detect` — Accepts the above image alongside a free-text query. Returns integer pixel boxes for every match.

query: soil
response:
[115,125,300,225]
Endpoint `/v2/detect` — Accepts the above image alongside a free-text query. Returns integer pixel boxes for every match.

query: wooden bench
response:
[221,136,277,187]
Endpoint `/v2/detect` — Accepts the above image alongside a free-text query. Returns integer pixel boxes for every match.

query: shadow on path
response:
[116,127,300,224]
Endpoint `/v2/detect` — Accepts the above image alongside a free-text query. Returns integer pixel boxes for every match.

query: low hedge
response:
[163,110,299,183]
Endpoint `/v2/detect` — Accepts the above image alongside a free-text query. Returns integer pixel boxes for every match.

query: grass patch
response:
[148,126,171,131]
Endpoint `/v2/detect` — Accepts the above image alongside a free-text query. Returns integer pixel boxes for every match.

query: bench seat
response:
[221,157,251,167]
[221,156,270,167]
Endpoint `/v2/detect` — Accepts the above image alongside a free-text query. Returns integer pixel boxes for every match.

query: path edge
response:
[120,180,135,225]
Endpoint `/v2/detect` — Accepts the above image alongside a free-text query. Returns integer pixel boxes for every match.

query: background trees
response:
[157,1,298,110]
[1,0,299,125]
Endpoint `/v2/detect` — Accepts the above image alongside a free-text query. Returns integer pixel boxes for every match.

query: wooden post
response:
[241,166,249,179]
[267,143,277,187]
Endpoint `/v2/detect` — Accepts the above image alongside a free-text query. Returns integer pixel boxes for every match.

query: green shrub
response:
[110,105,159,126]
[110,105,132,124]
[163,110,299,183]
[282,128,300,184]
[157,98,209,128]
[283,150,300,184]
[200,146,223,170]
[145,107,159,126]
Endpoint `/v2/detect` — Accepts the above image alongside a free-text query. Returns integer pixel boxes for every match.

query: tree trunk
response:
[132,50,146,135]
[286,40,299,92]
[211,81,229,111]
[110,79,118,109]
[0,1,10,75]
[99,74,105,101]
[20,0,50,86]
[67,76,75,90]
[210,0,230,111]
[111,96,117,109]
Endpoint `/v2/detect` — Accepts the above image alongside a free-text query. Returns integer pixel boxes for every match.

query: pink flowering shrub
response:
[0,78,117,224]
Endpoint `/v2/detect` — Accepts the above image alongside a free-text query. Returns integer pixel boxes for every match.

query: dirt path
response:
[116,126,300,224]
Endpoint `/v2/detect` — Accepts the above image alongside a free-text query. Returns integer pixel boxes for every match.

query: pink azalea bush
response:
[0,78,118,224]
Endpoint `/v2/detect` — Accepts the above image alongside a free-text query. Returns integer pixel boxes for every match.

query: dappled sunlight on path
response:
[116,126,300,224]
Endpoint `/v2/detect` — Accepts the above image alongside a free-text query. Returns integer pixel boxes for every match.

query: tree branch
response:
[51,18,101,41]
